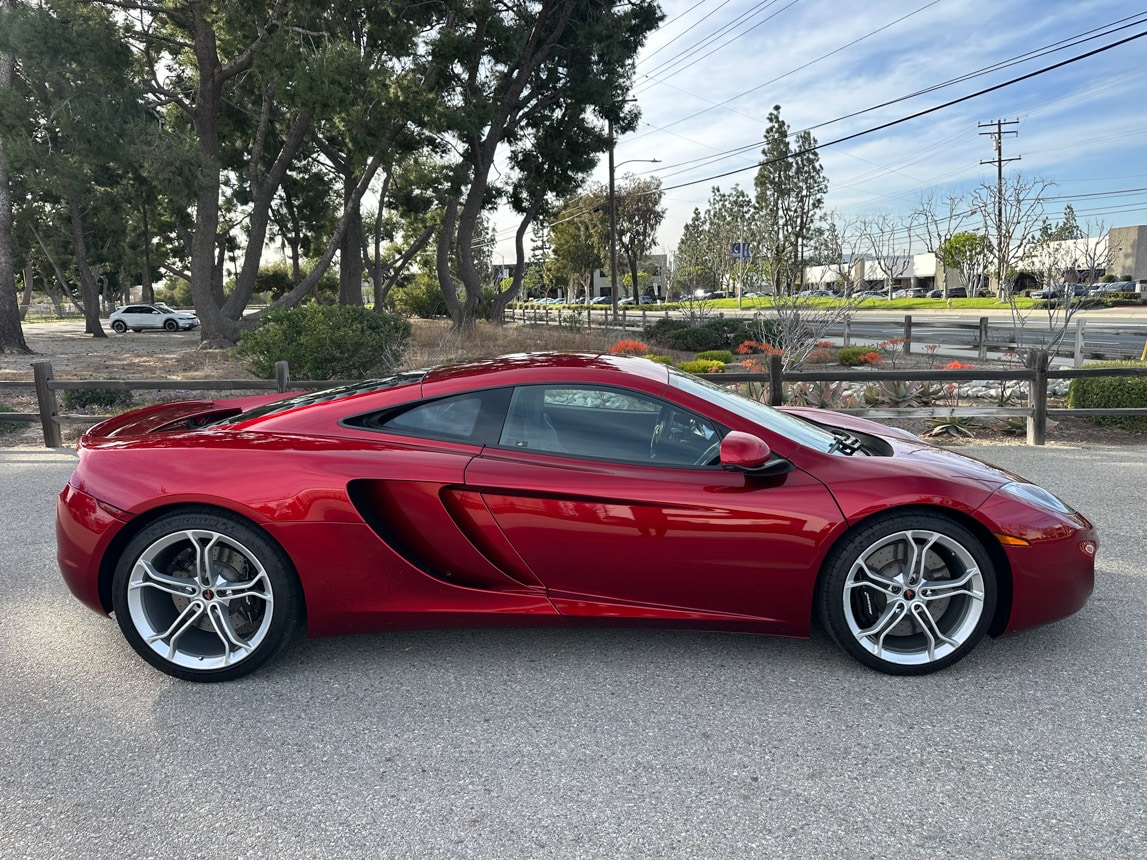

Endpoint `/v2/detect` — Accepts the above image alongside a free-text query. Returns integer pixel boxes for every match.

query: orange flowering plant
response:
[608,340,649,356]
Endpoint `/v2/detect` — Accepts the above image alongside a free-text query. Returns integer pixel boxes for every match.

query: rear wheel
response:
[111,510,304,682]
[817,512,996,675]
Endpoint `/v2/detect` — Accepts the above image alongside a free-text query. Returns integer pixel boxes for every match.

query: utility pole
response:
[979,119,1020,297]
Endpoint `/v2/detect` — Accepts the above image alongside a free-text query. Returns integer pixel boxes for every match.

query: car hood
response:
[781,406,1025,495]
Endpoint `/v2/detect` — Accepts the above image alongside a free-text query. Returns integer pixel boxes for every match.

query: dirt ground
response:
[2,318,1143,448]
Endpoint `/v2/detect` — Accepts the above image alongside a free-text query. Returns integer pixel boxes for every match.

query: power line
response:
[629,11,1147,169]
[658,27,1147,193]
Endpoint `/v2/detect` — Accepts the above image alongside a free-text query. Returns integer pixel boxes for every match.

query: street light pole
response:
[606,121,659,318]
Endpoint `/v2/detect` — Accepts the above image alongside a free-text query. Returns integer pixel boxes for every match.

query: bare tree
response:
[754,294,862,370]
[913,190,969,297]
[1078,222,1115,284]
[1009,213,1086,357]
[972,173,1052,298]
[810,213,866,294]
[862,214,912,297]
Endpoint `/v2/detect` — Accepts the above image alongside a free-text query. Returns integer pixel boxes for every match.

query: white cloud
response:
[494,0,1147,258]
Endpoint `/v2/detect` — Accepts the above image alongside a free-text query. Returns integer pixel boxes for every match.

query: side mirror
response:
[720,431,792,476]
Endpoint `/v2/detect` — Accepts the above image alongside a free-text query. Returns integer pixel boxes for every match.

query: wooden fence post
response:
[32,360,63,448]
[1074,317,1086,368]
[768,354,784,406]
[275,361,291,393]
[977,317,989,360]
[842,314,851,347]
[1026,349,1049,446]
[903,315,912,353]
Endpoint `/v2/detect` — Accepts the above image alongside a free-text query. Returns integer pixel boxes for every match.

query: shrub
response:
[236,304,411,380]
[695,349,733,364]
[644,354,674,365]
[676,359,725,374]
[609,339,649,356]
[61,387,134,411]
[643,317,756,352]
[838,345,878,367]
[1065,361,1147,431]
[393,273,447,318]
[0,404,21,433]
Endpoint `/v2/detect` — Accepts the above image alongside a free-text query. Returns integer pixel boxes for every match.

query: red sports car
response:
[56,353,1096,681]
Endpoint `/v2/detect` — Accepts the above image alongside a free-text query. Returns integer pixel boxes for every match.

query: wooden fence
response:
[4,353,1146,448]
[506,306,1147,362]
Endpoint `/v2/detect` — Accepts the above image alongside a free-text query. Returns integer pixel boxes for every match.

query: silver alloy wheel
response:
[126,528,275,671]
[841,528,986,666]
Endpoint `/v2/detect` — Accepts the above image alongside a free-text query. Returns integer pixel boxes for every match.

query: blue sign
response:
[731,242,751,260]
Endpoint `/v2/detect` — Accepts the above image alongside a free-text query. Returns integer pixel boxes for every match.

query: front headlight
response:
[998,481,1075,515]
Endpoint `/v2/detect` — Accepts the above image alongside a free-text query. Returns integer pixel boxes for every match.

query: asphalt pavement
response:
[1,443,1145,859]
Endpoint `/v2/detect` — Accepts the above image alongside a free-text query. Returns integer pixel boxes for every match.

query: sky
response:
[493,0,1147,261]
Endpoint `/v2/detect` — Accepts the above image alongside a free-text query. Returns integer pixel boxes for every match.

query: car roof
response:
[229,353,671,433]
[422,352,669,397]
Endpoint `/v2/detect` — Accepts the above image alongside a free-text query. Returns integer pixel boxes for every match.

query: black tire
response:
[111,320,127,333]
[163,318,178,332]
[111,509,304,682]
[817,511,996,675]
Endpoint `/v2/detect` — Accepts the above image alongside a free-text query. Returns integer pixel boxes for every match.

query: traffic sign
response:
[731,242,751,259]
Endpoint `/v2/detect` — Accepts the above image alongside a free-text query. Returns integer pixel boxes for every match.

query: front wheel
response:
[817,512,996,675]
[111,320,127,333]
[111,510,304,682]
[163,318,178,332]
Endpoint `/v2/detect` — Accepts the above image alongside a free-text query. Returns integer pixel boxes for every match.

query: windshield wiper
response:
[826,430,864,456]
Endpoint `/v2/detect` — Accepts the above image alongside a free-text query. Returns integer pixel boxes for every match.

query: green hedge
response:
[61,388,134,411]
[643,317,759,352]
[1065,361,1147,431]
[236,304,411,380]
[837,346,879,367]
[695,349,734,364]
[676,359,725,374]
[0,404,20,433]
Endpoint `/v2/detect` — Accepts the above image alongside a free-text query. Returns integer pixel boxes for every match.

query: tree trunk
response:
[0,0,31,353]
[141,204,154,304]
[19,262,34,320]
[437,199,465,331]
[339,172,364,306]
[67,198,107,338]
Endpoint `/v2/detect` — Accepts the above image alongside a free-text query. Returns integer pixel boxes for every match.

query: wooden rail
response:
[4,353,1146,448]
[507,306,1147,362]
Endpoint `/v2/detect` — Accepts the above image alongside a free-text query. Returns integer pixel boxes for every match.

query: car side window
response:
[353,388,511,445]
[498,385,722,466]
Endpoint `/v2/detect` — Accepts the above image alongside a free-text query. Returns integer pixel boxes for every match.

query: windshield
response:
[669,368,837,453]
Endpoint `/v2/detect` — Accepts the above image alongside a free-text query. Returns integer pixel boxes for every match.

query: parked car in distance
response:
[851,290,889,300]
[794,290,837,299]
[109,303,199,333]
[618,296,658,305]
[1088,283,1132,296]
[892,288,926,299]
[1031,284,1088,300]
[925,287,969,299]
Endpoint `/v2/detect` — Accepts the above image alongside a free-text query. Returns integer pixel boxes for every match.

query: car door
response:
[132,306,163,328]
[464,384,843,633]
